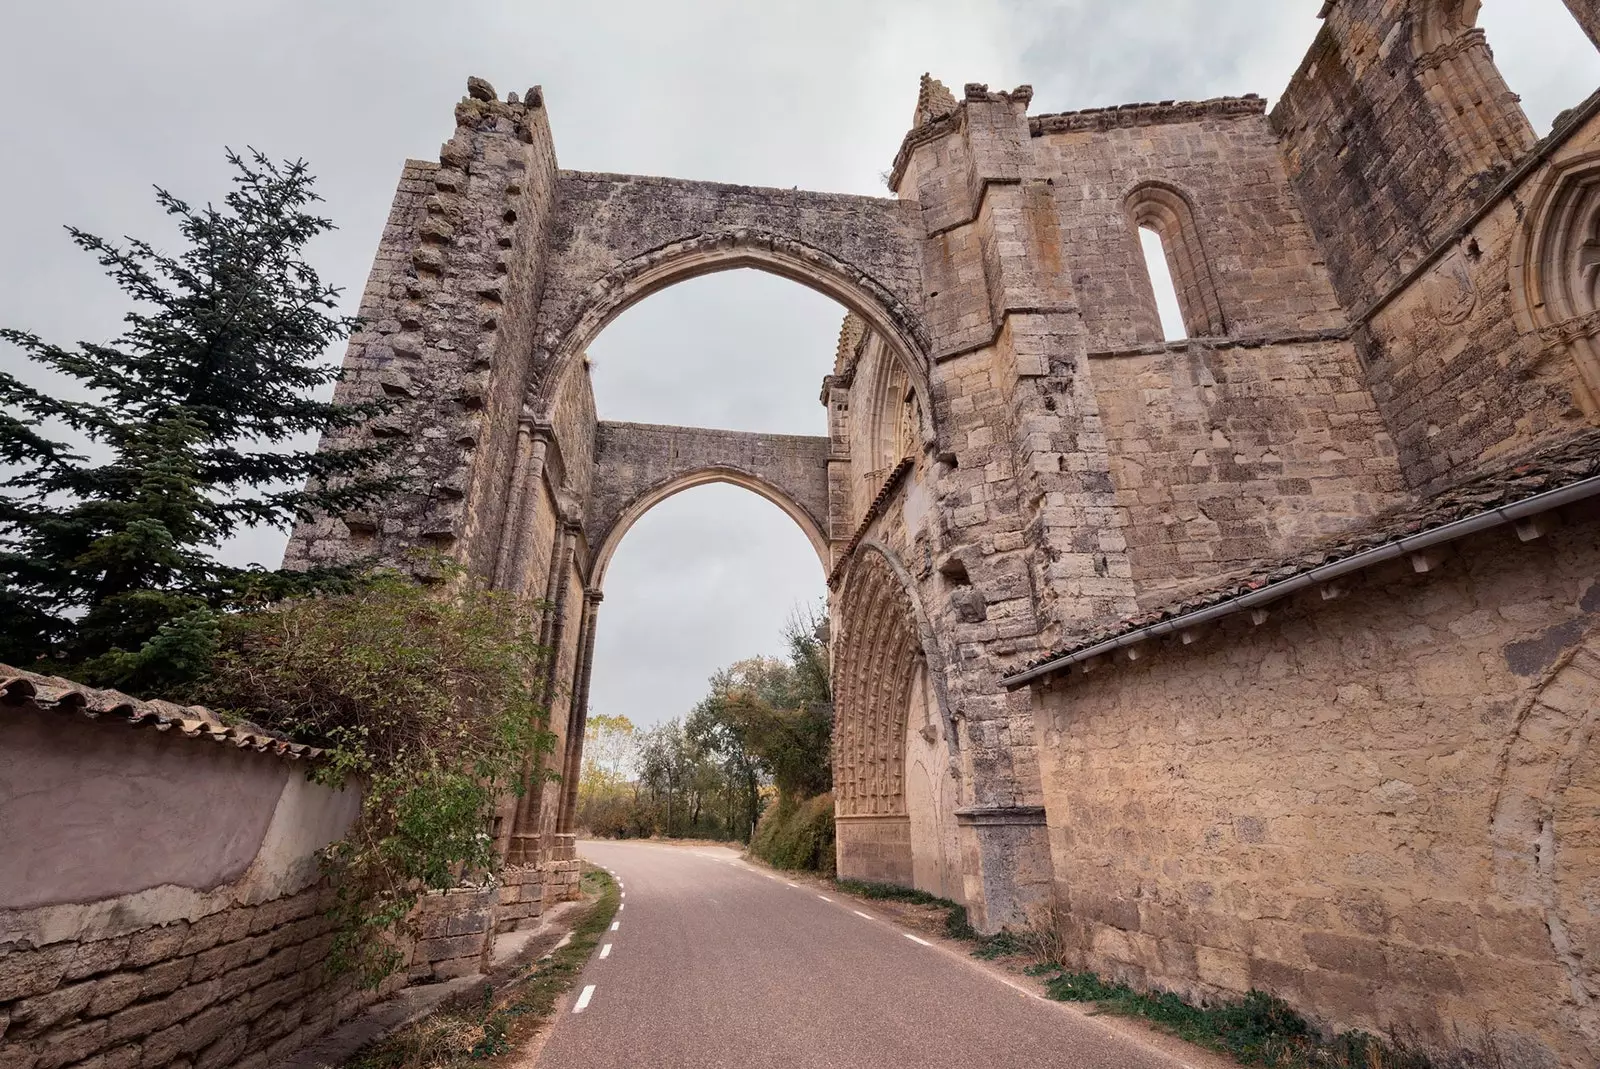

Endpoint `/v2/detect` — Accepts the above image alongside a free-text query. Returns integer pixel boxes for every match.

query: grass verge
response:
[831,877,1029,953]
[833,877,1458,1068]
[1036,969,1450,1069]
[341,867,620,1068]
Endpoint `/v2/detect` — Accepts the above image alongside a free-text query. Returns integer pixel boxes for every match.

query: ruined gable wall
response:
[1029,511,1600,1066]
[1092,340,1404,602]
[1270,1,1523,310]
[285,82,562,580]
[283,159,438,572]
[1033,102,1344,350]
[1359,109,1600,490]
[1267,5,1600,491]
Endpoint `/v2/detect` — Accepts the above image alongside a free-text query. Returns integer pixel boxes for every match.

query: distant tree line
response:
[576,606,833,850]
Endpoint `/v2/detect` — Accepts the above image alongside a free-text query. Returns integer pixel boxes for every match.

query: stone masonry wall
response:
[1030,514,1600,1067]
[530,171,927,391]
[1032,100,1346,350]
[1270,1,1526,311]
[1358,110,1600,491]
[0,882,397,1069]
[1091,339,1404,599]
[285,79,562,580]
[586,421,832,568]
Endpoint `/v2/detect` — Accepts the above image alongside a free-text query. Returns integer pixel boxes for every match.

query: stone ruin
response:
[5,2,1600,1065]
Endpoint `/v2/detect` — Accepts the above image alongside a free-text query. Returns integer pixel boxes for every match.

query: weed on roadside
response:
[831,878,1019,955]
[1040,971,1455,1069]
[341,867,619,1068]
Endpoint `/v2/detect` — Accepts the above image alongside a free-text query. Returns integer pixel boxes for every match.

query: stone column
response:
[1567,0,1600,52]
[505,427,552,598]
[506,518,575,866]
[492,419,535,590]
[558,590,603,833]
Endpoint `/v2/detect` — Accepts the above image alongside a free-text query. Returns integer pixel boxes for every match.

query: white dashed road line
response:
[599,943,612,959]
[817,895,833,902]
[852,910,873,920]
[786,882,799,888]
[618,902,624,911]
[904,933,932,946]
[573,984,595,1013]
[610,921,620,931]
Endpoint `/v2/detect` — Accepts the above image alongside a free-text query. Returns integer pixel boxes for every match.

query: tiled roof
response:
[0,664,323,762]
[1004,429,1600,687]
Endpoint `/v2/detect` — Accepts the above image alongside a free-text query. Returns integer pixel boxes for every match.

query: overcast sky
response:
[2,1,1596,727]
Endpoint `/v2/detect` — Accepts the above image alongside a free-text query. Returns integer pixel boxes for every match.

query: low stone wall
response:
[0,674,590,1068]
[410,886,495,982]
[0,882,399,1069]
[494,865,546,935]
[1029,521,1600,1067]
[0,682,384,1069]
[541,834,582,908]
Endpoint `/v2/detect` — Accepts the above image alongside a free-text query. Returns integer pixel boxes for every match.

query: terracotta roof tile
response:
[0,665,323,762]
[1009,428,1600,683]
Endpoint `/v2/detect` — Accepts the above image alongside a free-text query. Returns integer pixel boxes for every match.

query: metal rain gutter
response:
[1000,472,1600,690]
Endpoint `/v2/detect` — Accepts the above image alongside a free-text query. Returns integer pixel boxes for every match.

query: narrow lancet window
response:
[1140,226,1188,343]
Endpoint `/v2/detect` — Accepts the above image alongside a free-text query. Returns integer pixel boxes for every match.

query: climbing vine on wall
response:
[201,562,556,985]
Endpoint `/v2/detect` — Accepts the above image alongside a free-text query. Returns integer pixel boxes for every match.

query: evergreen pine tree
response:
[0,150,400,691]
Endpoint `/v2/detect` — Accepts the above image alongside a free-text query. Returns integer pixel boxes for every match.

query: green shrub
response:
[200,564,556,986]
[750,792,836,873]
[1043,971,1439,1068]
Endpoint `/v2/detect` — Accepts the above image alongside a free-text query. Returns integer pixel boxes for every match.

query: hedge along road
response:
[532,840,1207,1069]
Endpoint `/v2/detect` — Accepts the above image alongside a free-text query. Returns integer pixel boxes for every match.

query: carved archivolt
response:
[833,548,924,818]
[852,335,920,520]
[1124,181,1225,340]
[1510,152,1600,414]
[530,228,936,448]
[1410,0,1535,172]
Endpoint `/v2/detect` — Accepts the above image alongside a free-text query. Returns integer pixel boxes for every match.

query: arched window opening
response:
[585,270,842,435]
[1126,183,1224,342]
[1139,227,1189,343]
[1511,160,1600,414]
[1477,0,1600,135]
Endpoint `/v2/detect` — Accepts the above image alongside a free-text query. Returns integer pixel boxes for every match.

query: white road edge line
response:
[610,921,620,931]
[573,984,595,1013]
[904,933,932,946]
[599,943,612,959]
[852,910,873,920]
[817,894,833,902]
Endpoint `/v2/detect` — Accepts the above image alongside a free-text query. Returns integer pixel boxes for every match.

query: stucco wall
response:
[1030,516,1600,1066]
[0,709,377,1069]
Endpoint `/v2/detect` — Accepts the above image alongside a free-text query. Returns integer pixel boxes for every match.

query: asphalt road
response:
[533,839,1203,1069]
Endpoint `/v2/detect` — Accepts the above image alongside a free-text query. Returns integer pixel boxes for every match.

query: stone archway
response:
[526,171,937,451]
[585,421,833,587]
[832,543,962,898]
